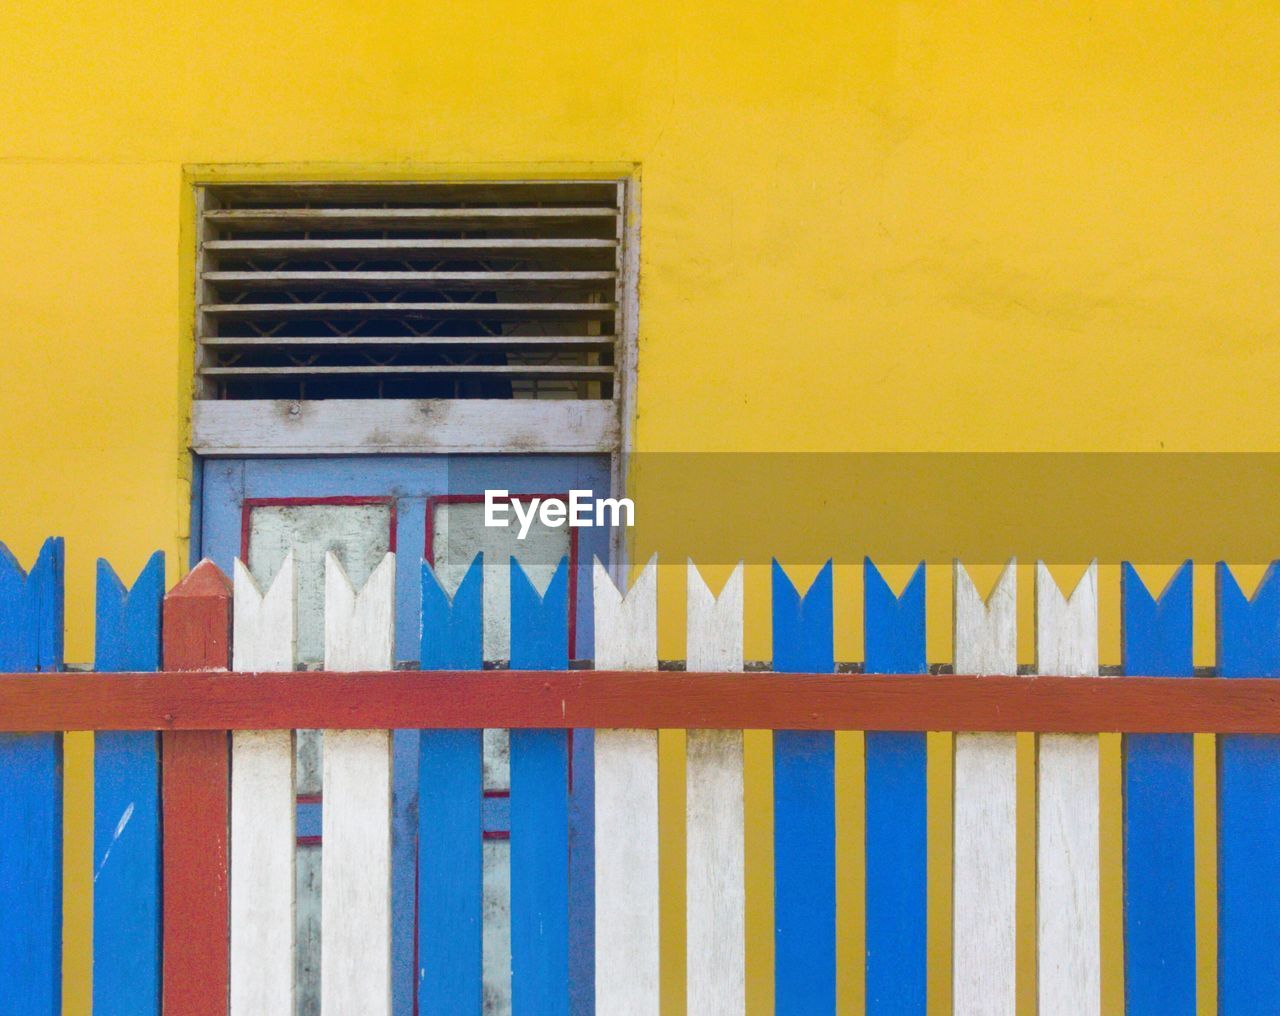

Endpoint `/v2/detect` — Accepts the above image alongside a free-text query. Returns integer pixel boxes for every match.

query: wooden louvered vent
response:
[195,181,623,401]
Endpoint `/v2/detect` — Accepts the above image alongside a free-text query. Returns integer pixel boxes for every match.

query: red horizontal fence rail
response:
[2,670,1279,732]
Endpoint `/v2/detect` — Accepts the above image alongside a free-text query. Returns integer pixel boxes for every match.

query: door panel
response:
[427,496,576,1014]
[198,454,608,1016]
[428,497,573,665]
[244,499,394,664]
[199,455,606,658]
[241,498,396,1015]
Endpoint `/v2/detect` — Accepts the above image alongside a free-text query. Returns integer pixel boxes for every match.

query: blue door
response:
[195,453,609,1016]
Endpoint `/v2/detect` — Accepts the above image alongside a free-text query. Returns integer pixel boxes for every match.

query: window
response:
[190,179,635,457]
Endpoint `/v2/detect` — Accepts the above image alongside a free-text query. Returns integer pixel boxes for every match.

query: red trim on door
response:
[239,496,398,561]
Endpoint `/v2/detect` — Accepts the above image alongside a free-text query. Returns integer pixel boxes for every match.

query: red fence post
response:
[161,560,232,1016]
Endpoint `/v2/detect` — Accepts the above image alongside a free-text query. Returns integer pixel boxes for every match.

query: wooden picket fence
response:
[2,538,1280,1014]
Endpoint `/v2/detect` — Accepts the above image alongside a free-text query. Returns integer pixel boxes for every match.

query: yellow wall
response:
[2,2,1279,1012]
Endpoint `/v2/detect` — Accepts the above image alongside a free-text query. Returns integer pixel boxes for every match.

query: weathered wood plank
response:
[201,364,614,381]
[239,498,393,1014]
[1217,561,1280,1010]
[205,270,615,289]
[203,334,615,349]
[0,729,62,1014]
[771,560,835,1015]
[952,560,1017,1016]
[93,551,164,1016]
[686,561,745,1016]
[1121,561,1194,1016]
[204,206,617,230]
[864,559,927,1015]
[161,559,232,1016]
[417,556,484,1015]
[593,555,660,1016]
[0,538,63,1016]
[202,301,612,319]
[510,558,572,1016]
[191,398,619,456]
[322,551,396,1016]
[10,670,1280,733]
[205,237,616,257]
[204,180,620,208]
[1035,561,1100,1016]
[230,555,297,1016]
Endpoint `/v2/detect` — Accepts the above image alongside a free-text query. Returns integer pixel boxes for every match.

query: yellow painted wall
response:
[2,2,1279,1012]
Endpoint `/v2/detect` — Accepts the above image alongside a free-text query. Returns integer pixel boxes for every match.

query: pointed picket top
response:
[171,558,233,599]
[325,551,395,672]
[772,559,834,673]
[233,553,298,672]
[593,554,658,671]
[865,558,926,675]
[0,537,64,672]
[163,559,232,673]
[421,553,484,671]
[1035,561,1098,676]
[1121,561,1193,677]
[687,561,744,673]
[95,551,165,673]
[954,559,1016,675]
[0,543,26,602]
[510,556,569,671]
[1217,562,1280,677]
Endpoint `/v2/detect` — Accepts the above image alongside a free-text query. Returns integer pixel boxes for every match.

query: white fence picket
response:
[322,551,395,1016]
[685,561,745,1016]
[952,560,1017,1016]
[1035,561,1101,1016]
[231,554,298,1016]
[593,555,660,1016]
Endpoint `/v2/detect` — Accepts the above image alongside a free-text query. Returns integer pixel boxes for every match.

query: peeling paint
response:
[93,801,134,884]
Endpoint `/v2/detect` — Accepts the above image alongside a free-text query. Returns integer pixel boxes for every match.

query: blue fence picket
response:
[863,559,927,1014]
[1217,561,1280,1010]
[509,557,571,1016]
[417,555,485,1015]
[0,537,64,1015]
[771,559,835,1015]
[93,551,165,1016]
[1121,561,1194,1016]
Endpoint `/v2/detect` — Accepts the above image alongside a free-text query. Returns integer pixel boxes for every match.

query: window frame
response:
[188,176,638,462]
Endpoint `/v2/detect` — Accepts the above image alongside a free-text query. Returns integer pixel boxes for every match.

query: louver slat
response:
[203,206,617,229]
[205,238,614,257]
[200,365,615,380]
[203,271,616,290]
[201,335,616,349]
[202,302,614,319]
